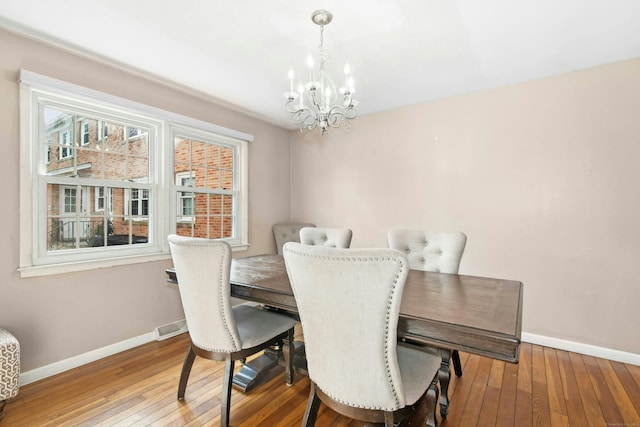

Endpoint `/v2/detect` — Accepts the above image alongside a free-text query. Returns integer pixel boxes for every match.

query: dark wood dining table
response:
[166,253,523,418]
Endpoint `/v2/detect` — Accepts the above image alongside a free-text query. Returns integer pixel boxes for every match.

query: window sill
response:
[18,252,173,278]
[18,243,249,278]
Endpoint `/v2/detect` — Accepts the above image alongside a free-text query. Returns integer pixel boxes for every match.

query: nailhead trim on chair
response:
[285,248,406,410]
[174,239,239,353]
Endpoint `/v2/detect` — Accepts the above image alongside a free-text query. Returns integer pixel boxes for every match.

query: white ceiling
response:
[2,0,640,129]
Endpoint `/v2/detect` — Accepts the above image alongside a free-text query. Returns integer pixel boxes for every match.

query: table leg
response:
[437,348,451,418]
[232,341,306,392]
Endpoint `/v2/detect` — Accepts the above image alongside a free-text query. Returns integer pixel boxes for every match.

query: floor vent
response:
[155,319,188,341]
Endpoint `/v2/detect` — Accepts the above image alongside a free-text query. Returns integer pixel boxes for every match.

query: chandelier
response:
[284,10,358,135]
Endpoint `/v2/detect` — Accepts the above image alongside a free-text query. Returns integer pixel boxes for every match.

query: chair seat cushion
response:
[233,304,296,349]
[397,343,441,406]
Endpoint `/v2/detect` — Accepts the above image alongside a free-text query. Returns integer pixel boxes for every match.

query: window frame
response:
[18,70,251,277]
[170,124,248,246]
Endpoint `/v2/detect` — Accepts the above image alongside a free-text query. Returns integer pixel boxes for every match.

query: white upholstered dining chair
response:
[283,243,441,427]
[272,223,315,255]
[387,229,467,418]
[299,227,353,248]
[168,234,295,427]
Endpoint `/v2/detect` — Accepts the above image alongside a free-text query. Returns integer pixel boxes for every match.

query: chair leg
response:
[383,411,395,426]
[221,358,235,427]
[452,349,463,377]
[302,382,321,427]
[426,377,440,427]
[284,328,294,386]
[177,344,197,400]
[0,400,6,420]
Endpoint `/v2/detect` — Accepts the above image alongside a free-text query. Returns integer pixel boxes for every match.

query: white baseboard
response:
[522,332,640,366]
[20,330,639,386]
[20,331,157,386]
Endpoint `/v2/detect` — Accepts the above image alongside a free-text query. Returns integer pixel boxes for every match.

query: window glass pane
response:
[47,217,90,251]
[173,134,237,239]
[206,144,220,165]
[46,183,90,251]
[174,137,190,164]
[221,169,233,190]
[103,153,127,180]
[128,156,149,181]
[191,140,206,166]
[210,194,222,215]
[192,166,205,187]
[220,147,233,169]
[206,167,220,189]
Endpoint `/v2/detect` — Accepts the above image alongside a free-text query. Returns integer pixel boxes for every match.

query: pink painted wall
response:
[0,29,291,371]
[2,25,638,374]
[290,58,640,355]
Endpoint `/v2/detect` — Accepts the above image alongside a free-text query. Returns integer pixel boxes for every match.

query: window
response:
[59,129,73,159]
[98,121,109,142]
[129,187,149,216]
[19,70,250,277]
[95,187,113,212]
[80,120,90,145]
[125,126,145,141]
[175,172,195,222]
[172,127,241,240]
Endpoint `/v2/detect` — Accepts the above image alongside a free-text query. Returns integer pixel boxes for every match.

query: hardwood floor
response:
[4,333,640,426]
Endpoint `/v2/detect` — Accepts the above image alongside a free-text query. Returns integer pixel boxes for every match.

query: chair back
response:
[299,227,353,248]
[272,223,315,255]
[168,234,241,353]
[387,230,466,273]
[283,243,409,410]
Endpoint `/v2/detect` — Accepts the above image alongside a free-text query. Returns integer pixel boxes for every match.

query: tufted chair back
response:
[299,227,353,249]
[387,230,467,274]
[167,234,240,352]
[284,243,410,410]
[272,223,315,255]
[169,234,296,427]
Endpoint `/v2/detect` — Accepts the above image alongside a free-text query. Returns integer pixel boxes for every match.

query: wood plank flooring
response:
[3,333,640,426]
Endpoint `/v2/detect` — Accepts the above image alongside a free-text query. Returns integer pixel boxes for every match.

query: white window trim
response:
[18,70,251,277]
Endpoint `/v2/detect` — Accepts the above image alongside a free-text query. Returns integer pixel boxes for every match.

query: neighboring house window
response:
[19,70,250,277]
[98,121,109,142]
[129,187,150,217]
[125,126,146,142]
[175,172,195,222]
[95,187,113,212]
[80,120,90,145]
[59,129,73,159]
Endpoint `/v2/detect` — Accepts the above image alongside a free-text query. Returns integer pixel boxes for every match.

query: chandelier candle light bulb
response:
[284,9,358,135]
